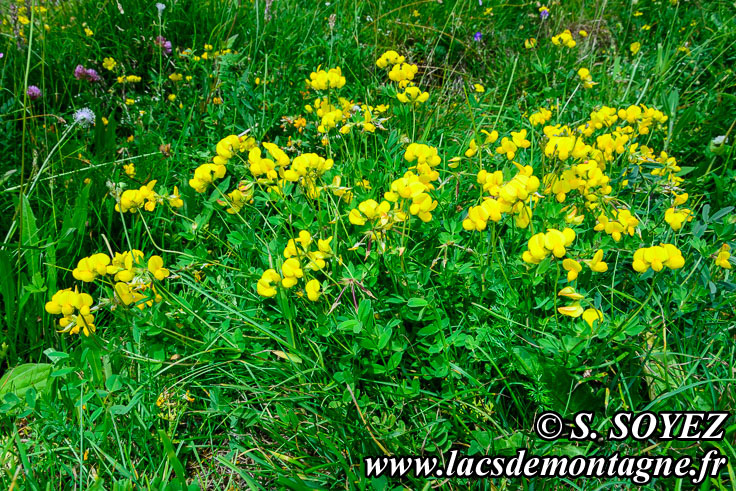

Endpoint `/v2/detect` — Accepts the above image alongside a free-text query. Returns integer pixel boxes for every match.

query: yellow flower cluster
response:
[463,164,540,231]
[189,134,254,193]
[218,181,255,214]
[551,29,577,48]
[375,50,405,68]
[306,67,346,90]
[463,130,499,158]
[496,130,531,160]
[305,96,355,134]
[650,151,682,184]
[664,192,693,231]
[577,68,595,89]
[632,244,685,272]
[257,230,331,301]
[116,180,183,213]
[387,143,441,222]
[396,86,429,105]
[46,251,171,336]
[529,107,552,126]
[545,124,591,158]
[594,209,639,241]
[44,288,96,336]
[543,159,612,207]
[376,50,422,92]
[388,63,418,84]
[522,228,576,264]
[557,287,604,328]
[349,199,408,231]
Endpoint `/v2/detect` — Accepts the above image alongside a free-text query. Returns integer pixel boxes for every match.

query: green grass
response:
[1,0,736,489]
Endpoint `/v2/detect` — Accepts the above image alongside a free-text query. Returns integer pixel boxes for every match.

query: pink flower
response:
[27,85,42,100]
[155,36,172,56]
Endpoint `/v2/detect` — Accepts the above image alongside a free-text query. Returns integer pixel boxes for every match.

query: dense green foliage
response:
[1,0,735,489]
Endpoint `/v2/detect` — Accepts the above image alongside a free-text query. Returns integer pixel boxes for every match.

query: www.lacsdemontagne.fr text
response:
[364,449,728,485]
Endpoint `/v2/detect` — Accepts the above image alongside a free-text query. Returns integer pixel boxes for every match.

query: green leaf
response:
[0,363,52,399]
[407,298,428,308]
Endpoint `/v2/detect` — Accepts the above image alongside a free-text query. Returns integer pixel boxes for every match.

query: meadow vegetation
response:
[1,0,736,488]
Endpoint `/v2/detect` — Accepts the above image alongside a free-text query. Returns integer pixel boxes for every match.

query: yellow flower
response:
[587,249,608,272]
[168,94,176,102]
[307,67,346,90]
[396,86,429,105]
[664,207,693,231]
[473,84,485,93]
[551,29,576,48]
[715,244,731,269]
[529,107,552,126]
[257,269,281,297]
[305,279,321,301]
[123,163,136,178]
[388,63,418,83]
[73,254,111,282]
[522,228,575,264]
[464,139,478,158]
[496,138,518,160]
[558,286,584,300]
[630,42,641,55]
[125,98,135,105]
[579,30,588,37]
[376,50,405,68]
[45,288,96,336]
[148,255,170,281]
[103,57,117,70]
[633,244,685,272]
[558,302,584,318]
[673,192,688,206]
[563,258,582,281]
[524,38,537,49]
[582,308,603,328]
[168,73,183,82]
[281,258,304,288]
[577,68,595,89]
[84,27,94,37]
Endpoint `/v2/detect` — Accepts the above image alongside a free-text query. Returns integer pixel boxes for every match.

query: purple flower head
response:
[155,36,173,56]
[74,64,87,80]
[539,7,550,20]
[27,85,42,100]
[74,65,100,82]
[85,68,100,82]
[474,32,482,42]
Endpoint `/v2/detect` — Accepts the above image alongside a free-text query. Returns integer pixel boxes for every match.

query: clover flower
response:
[155,35,172,56]
[74,65,100,82]
[26,85,42,100]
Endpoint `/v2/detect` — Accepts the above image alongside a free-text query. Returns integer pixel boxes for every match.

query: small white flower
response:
[73,108,95,127]
[156,3,166,15]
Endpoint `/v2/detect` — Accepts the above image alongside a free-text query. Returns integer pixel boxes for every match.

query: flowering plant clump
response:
[3,0,735,486]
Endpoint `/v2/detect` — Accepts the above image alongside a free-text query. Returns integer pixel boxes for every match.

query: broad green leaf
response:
[0,363,52,399]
